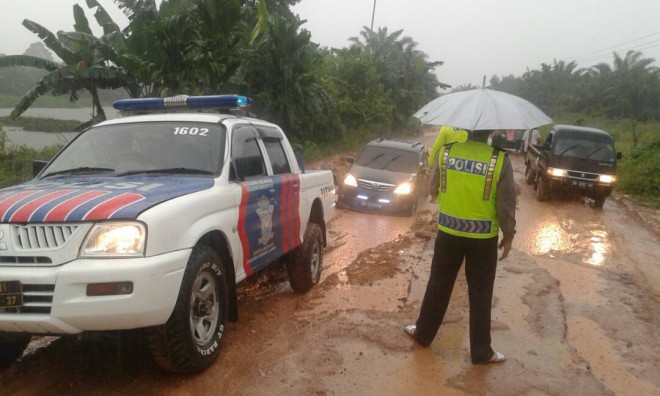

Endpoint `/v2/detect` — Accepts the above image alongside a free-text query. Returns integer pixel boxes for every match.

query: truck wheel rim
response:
[311,238,321,279]
[189,270,219,346]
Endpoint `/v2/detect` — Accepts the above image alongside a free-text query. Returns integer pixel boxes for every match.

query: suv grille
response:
[12,224,80,250]
[358,179,395,192]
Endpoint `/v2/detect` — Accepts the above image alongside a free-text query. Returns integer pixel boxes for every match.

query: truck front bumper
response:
[0,249,190,334]
[547,176,615,197]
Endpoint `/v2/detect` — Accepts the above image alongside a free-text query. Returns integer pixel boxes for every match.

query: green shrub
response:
[617,137,660,207]
[1,116,81,133]
[0,130,61,187]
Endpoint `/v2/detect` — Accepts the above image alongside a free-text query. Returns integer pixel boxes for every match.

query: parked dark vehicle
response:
[525,124,622,208]
[338,138,429,216]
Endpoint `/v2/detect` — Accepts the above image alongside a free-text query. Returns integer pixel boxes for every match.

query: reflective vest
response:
[428,126,468,166]
[436,141,505,238]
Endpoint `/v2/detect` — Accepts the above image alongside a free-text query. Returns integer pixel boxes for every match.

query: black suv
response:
[338,138,428,216]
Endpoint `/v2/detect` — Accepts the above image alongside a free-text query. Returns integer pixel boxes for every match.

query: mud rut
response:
[1,134,659,395]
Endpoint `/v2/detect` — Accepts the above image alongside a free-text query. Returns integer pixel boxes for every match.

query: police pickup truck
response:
[525,124,621,208]
[0,95,335,373]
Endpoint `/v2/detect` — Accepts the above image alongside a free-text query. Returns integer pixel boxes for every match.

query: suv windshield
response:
[42,121,226,177]
[553,132,616,161]
[356,146,419,173]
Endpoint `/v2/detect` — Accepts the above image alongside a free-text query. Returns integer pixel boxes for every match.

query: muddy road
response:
[2,132,659,395]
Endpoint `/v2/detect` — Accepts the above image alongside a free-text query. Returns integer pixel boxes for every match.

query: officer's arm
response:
[496,156,516,241]
[428,154,440,198]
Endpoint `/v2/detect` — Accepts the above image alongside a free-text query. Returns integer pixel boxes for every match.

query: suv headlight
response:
[343,173,358,187]
[394,182,412,195]
[80,222,146,258]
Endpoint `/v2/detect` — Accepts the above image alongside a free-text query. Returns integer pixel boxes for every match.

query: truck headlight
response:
[394,182,412,195]
[343,173,358,187]
[80,222,146,258]
[547,167,567,177]
[599,174,616,184]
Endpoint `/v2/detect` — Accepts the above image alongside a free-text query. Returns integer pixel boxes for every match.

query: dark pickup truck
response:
[525,124,622,208]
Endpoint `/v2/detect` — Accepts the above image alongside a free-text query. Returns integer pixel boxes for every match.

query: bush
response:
[617,138,660,207]
[0,130,61,187]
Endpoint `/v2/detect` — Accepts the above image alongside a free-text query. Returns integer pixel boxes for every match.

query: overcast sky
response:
[1,0,659,90]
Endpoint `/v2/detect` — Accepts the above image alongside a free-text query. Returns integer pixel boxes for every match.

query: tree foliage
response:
[489,51,660,123]
[347,27,447,129]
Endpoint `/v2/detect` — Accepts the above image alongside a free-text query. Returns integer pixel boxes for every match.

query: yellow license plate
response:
[0,281,23,308]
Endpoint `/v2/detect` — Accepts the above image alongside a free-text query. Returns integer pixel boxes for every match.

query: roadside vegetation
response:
[0,0,657,207]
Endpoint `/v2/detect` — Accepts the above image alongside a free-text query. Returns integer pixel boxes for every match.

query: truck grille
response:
[357,179,395,192]
[566,170,599,181]
[0,256,52,265]
[12,224,80,250]
[0,284,54,315]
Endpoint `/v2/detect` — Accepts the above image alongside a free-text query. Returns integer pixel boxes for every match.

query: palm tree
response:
[587,50,660,121]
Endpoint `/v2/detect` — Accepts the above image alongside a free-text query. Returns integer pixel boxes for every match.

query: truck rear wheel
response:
[536,177,548,201]
[148,246,228,373]
[525,163,536,185]
[0,332,31,367]
[288,222,323,293]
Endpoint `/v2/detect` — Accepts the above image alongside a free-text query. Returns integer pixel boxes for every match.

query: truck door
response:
[231,125,298,276]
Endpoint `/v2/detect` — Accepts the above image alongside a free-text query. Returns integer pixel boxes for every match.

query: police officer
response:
[404,129,516,365]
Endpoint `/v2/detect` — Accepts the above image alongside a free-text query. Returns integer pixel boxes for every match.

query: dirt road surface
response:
[2,131,659,395]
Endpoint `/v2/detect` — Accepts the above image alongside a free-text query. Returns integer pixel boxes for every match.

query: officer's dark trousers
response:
[414,230,499,363]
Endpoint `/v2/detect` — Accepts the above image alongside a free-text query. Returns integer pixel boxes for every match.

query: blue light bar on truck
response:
[112,95,252,111]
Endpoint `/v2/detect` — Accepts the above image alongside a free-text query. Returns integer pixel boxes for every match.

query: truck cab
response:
[525,124,621,207]
[0,95,335,373]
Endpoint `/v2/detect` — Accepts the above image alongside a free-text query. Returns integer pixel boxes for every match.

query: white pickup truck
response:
[0,95,335,373]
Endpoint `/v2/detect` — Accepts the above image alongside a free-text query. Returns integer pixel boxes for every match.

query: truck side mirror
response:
[616,152,623,160]
[33,160,49,177]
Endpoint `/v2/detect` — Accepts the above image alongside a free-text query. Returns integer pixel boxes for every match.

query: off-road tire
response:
[288,223,323,293]
[404,199,418,217]
[593,195,607,208]
[0,332,31,367]
[147,245,228,373]
[525,163,536,185]
[536,177,548,201]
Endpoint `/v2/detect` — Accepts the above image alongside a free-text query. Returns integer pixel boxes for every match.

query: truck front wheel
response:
[0,332,31,367]
[593,195,607,208]
[148,246,228,373]
[536,177,548,201]
[288,222,323,293]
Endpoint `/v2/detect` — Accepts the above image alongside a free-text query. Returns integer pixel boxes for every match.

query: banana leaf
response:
[0,55,60,71]
[22,20,80,66]
[73,4,93,35]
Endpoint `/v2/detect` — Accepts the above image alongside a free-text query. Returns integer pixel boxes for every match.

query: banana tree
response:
[0,4,140,123]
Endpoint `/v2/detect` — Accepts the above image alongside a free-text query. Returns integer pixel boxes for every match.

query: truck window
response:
[41,122,225,176]
[553,132,616,161]
[262,137,291,175]
[231,126,266,180]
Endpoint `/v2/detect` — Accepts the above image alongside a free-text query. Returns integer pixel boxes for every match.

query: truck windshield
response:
[356,146,419,173]
[42,121,226,177]
[553,133,616,161]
